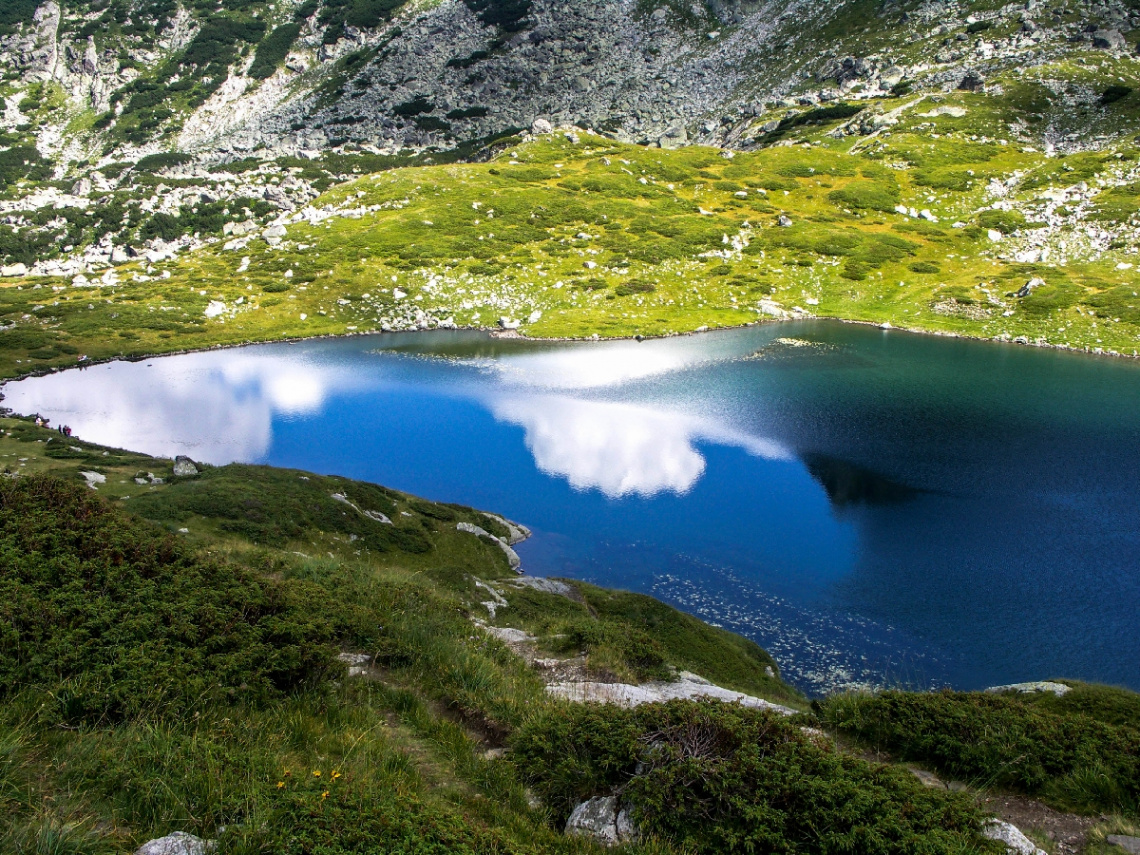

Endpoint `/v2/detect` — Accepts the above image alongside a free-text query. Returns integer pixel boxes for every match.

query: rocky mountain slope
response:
[0,0,1139,357]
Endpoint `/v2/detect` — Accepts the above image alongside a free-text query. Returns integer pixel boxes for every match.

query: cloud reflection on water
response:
[1,351,346,464]
[3,333,790,498]
[490,394,788,498]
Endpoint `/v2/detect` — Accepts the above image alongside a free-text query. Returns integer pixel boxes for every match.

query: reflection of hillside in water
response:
[802,454,921,509]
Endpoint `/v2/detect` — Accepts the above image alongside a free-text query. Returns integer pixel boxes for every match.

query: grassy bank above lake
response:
[0,415,1137,853]
[4,82,1140,380]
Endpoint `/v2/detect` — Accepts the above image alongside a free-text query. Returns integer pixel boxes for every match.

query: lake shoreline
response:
[1,311,1134,393]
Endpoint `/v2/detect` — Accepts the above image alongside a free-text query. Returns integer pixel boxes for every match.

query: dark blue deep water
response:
[6,322,1140,695]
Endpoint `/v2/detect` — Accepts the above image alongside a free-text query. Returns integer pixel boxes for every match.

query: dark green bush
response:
[393,96,434,117]
[820,691,1140,816]
[0,0,38,35]
[181,16,266,69]
[1100,85,1133,106]
[977,209,1026,234]
[463,0,532,31]
[828,178,900,213]
[909,261,941,274]
[513,701,999,854]
[131,464,431,555]
[249,23,302,79]
[0,476,338,723]
[135,151,194,172]
[0,145,51,190]
[614,280,656,296]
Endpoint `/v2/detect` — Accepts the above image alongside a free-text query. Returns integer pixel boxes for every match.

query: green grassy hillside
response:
[3,91,1140,378]
[0,415,1137,853]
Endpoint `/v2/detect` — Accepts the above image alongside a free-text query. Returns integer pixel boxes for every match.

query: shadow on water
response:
[801,453,922,509]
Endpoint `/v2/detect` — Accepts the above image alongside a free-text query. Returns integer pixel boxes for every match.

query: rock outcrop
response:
[565,796,638,847]
[135,832,216,855]
[983,820,1047,855]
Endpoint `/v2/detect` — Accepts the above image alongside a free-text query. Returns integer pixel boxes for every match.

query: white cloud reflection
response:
[3,332,790,497]
[1,350,346,464]
[490,394,789,498]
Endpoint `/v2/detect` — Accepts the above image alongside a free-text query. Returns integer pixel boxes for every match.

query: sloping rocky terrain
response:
[0,0,1138,357]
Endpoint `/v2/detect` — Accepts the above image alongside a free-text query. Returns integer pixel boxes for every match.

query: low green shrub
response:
[819,691,1140,816]
[131,464,431,555]
[249,23,302,80]
[0,476,338,723]
[977,209,1026,234]
[513,700,1000,854]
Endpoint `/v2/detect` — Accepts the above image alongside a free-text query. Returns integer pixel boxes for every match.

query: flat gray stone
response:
[1107,836,1140,854]
[984,681,1070,697]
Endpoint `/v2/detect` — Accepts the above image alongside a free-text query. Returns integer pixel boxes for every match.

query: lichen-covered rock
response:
[136,832,216,855]
[172,456,199,477]
[982,820,1047,855]
[565,796,638,846]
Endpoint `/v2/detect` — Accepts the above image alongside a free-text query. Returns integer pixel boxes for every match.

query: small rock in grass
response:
[1106,836,1140,854]
[136,832,216,855]
[79,471,106,489]
[566,796,638,846]
[983,820,1046,855]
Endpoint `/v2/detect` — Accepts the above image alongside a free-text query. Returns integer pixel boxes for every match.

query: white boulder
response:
[982,820,1046,855]
[136,831,215,855]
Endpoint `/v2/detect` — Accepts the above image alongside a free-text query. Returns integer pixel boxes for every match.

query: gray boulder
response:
[1091,29,1125,50]
[982,821,1046,855]
[1107,836,1140,854]
[958,72,986,92]
[565,796,638,846]
[136,832,215,855]
[172,456,199,477]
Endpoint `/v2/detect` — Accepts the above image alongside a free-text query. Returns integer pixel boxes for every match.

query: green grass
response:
[0,420,817,852]
[3,109,1139,377]
[0,417,1137,851]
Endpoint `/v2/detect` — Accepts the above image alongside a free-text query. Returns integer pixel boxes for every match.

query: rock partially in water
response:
[565,796,638,846]
[984,681,1071,697]
[983,820,1047,855]
[136,832,216,855]
[482,512,532,544]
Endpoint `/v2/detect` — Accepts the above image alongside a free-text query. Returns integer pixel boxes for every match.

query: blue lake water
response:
[5,322,1139,695]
